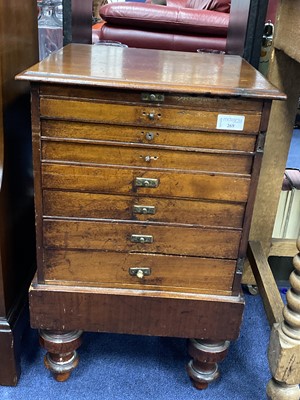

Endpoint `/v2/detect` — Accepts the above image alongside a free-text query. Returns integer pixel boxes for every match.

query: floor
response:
[0,291,274,400]
[286,128,300,169]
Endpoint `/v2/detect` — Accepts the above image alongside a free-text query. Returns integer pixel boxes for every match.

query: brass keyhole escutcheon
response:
[144,155,158,162]
[142,112,161,121]
[145,132,154,141]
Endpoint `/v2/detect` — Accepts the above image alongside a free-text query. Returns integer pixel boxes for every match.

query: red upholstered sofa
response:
[96,0,233,52]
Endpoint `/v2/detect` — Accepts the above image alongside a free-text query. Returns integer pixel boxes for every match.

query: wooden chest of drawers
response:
[17,44,284,389]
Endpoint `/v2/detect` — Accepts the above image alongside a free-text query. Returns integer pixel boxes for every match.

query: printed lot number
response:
[216,115,245,131]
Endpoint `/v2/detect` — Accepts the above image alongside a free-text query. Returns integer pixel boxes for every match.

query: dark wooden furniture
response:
[0,0,38,386]
[17,44,283,389]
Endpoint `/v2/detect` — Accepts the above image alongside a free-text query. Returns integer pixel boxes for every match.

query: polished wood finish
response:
[17,45,283,388]
[43,190,246,228]
[43,250,236,294]
[42,163,251,202]
[29,280,244,340]
[39,330,82,382]
[42,120,258,152]
[0,0,38,386]
[39,97,262,132]
[42,140,253,174]
[187,339,230,389]
[43,219,241,258]
[17,45,284,99]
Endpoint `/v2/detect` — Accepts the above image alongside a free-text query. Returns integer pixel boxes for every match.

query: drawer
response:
[42,164,251,203]
[41,120,257,153]
[42,249,236,295]
[43,190,246,228]
[43,219,242,259]
[40,84,264,113]
[41,140,253,174]
[40,97,262,133]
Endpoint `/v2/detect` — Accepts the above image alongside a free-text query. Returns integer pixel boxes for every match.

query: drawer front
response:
[42,164,250,203]
[42,120,258,152]
[43,190,246,229]
[40,97,262,133]
[43,249,236,295]
[42,141,253,174]
[43,219,242,259]
[40,85,264,113]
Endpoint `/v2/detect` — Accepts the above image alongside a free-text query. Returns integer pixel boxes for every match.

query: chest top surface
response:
[17,44,284,100]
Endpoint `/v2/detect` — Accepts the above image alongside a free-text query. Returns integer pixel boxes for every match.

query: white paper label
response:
[216,114,245,131]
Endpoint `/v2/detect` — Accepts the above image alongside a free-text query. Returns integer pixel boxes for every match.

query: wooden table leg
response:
[186,339,230,389]
[267,237,300,399]
[39,330,83,382]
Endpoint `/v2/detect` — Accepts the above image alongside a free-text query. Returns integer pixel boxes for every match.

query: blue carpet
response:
[0,292,272,399]
[286,128,300,169]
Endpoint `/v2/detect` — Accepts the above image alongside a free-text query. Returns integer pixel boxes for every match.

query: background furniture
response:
[98,0,232,53]
[92,0,107,22]
[0,0,38,386]
[63,0,94,45]
[17,44,283,390]
[248,0,300,398]
[63,0,270,69]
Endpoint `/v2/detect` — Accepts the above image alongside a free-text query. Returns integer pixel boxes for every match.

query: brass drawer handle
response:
[131,234,153,244]
[133,205,156,215]
[135,177,159,188]
[129,267,151,279]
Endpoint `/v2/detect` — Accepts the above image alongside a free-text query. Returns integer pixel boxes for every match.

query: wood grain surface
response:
[42,140,254,174]
[41,120,258,152]
[43,249,235,294]
[42,163,251,202]
[39,97,262,133]
[43,190,245,228]
[43,219,241,259]
[17,44,285,99]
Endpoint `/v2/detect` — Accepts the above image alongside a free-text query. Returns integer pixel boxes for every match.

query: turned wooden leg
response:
[39,330,83,382]
[267,237,300,400]
[186,339,230,389]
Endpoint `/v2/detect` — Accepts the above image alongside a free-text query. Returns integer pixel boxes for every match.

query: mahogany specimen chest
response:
[17,44,284,389]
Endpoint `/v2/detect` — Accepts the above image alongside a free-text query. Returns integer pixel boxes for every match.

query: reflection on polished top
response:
[17,44,285,99]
